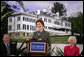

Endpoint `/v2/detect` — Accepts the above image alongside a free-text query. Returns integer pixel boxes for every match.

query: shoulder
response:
[74,46,79,50]
[33,31,38,34]
[64,46,70,49]
[1,42,6,48]
[44,30,49,35]
[1,41,5,45]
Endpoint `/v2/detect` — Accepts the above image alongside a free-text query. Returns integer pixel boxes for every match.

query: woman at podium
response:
[27,19,51,56]
[31,19,51,46]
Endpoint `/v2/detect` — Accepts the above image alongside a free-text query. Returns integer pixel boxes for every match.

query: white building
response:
[8,8,71,39]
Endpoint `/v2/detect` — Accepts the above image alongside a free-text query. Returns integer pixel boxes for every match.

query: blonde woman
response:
[64,36,79,56]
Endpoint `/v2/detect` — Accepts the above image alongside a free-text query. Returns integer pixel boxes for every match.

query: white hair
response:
[68,36,77,44]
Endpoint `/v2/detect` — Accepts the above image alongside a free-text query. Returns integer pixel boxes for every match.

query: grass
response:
[50,36,69,44]
[11,38,27,43]
[11,36,69,44]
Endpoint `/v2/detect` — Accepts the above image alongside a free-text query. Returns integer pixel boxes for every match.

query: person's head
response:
[36,19,44,30]
[3,34,10,43]
[68,36,77,46]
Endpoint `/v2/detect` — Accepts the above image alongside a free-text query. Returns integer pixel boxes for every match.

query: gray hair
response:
[68,36,77,44]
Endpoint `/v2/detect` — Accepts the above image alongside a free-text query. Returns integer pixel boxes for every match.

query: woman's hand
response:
[10,55,16,56]
[38,38,42,41]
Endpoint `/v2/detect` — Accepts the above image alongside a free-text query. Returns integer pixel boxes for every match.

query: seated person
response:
[1,34,17,56]
[64,36,79,56]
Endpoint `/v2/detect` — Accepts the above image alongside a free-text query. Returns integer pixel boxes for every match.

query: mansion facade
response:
[8,8,71,39]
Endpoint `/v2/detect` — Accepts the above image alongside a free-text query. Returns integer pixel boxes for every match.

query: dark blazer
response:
[1,41,17,56]
[32,29,51,46]
[31,29,51,56]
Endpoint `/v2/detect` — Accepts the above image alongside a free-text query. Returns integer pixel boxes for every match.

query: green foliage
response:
[11,36,69,44]
[76,35,83,44]
[1,6,6,13]
[51,2,67,16]
[1,5,14,22]
[1,11,14,22]
[69,12,83,36]
[11,38,27,43]
[1,2,15,39]
[50,36,69,44]
[1,6,14,40]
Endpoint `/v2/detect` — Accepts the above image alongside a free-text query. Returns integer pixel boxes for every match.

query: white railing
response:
[17,43,83,56]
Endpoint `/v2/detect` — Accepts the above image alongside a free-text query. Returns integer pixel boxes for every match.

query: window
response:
[54,21,60,25]
[34,19,35,22]
[32,26,36,30]
[54,21,57,24]
[32,19,34,22]
[44,26,47,29]
[15,32,19,37]
[27,33,29,36]
[9,17,12,22]
[23,24,26,30]
[17,17,20,21]
[65,23,67,26]
[23,17,26,21]
[48,19,51,23]
[44,18,47,22]
[40,18,42,19]
[61,22,63,26]
[48,27,52,30]
[33,19,35,22]
[30,25,32,30]
[27,18,29,21]
[30,19,33,22]
[65,23,71,27]
[28,18,31,22]
[23,33,25,36]
[65,22,68,26]
[27,25,29,30]
[9,25,12,31]
[17,24,20,30]
[68,23,71,27]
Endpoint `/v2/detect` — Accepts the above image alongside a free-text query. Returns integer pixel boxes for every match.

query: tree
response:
[69,12,83,44]
[1,1,25,39]
[16,1,27,12]
[69,12,83,36]
[1,6,14,22]
[1,2,28,56]
[1,2,13,38]
[51,2,67,16]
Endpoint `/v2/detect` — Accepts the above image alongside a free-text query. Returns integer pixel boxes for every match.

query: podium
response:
[27,40,49,56]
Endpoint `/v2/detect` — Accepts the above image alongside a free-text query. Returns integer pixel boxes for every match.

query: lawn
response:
[50,36,69,44]
[11,36,69,44]
[11,38,26,43]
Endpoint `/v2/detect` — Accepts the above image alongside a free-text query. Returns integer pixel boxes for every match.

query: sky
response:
[7,1,83,17]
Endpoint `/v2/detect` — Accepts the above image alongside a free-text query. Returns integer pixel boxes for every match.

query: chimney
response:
[20,8,24,13]
[26,9,29,13]
[36,10,40,15]
[42,9,46,12]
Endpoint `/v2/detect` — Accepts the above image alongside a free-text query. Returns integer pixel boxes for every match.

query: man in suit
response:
[1,34,17,56]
